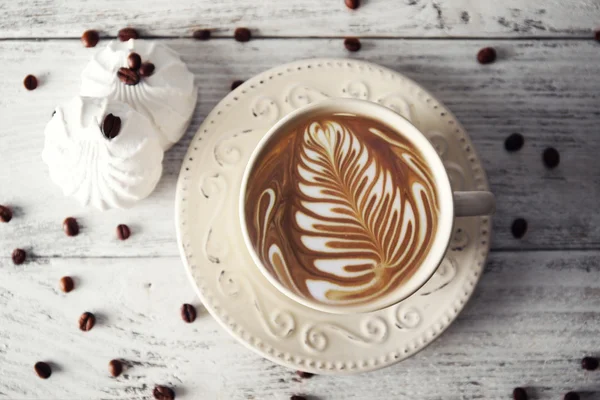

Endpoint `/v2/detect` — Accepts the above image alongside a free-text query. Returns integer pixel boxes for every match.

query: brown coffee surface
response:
[244,112,439,307]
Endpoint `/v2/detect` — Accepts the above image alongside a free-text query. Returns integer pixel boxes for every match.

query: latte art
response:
[244,113,439,307]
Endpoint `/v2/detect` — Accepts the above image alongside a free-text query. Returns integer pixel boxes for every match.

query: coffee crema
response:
[244,112,440,307]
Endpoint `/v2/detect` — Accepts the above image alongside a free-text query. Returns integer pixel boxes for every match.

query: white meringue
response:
[42,96,164,210]
[80,39,197,150]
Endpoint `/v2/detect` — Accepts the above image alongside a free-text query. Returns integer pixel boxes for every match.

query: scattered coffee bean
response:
[193,29,211,40]
[511,218,527,239]
[344,37,361,52]
[127,52,142,70]
[564,392,580,400]
[504,133,524,152]
[34,362,52,379]
[542,147,560,169]
[582,356,599,371]
[118,27,139,42]
[79,312,96,332]
[234,27,251,42]
[81,30,100,48]
[139,62,155,77]
[0,205,12,223]
[345,0,359,9]
[12,248,26,265]
[63,217,79,237]
[24,74,38,91]
[153,385,175,400]
[102,113,122,140]
[296,371,314,379]
[116,224,131,240]
[59,276,74,293]
[181,304,196,323]
[290,396,307,400]
[117,67,140,85]
[108,359,123,377]
[513,387,528,400]
[52,110,56,118]
[231,80,244,91]
[477,47,496,64]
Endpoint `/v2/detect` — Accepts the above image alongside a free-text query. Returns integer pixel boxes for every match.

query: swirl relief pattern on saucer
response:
[245,114,440,308]
[176,59,491,373]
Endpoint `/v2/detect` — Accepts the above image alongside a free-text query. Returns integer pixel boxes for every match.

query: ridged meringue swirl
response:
[42,96,164,210]
[80,39,197,150]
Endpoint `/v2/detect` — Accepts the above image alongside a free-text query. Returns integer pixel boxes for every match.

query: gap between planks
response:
[1,247,600,260]
[0,35,596,42]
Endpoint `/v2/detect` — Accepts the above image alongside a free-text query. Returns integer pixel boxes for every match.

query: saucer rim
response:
[175,57,491,374]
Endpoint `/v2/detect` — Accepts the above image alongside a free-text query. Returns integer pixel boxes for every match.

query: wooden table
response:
[1,1,599,399]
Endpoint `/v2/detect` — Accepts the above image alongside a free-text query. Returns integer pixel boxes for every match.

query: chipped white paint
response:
[0,253,598,399]
[0,0,598,38]
[1,4,600,398]
[1,39,599,257]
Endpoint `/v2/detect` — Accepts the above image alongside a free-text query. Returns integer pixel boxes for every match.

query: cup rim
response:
[239,98,455,314]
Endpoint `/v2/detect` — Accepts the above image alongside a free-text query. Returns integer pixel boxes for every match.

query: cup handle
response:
[453,191,495,217]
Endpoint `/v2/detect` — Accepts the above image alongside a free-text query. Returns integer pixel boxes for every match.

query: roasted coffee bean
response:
[108,359,123,377]
[63,217,79,237]
[295,371,314,379]
[582,356,599,371]
[34,362,52,379]
[102,113,122,140]
[118,27,139,42]
[139,62,155,77]
[12,248,26,265]
[231,80,244,91]
[193,29,211,40]
[117,67,140,85]
[345,0,359,9]
[127,52,142,70]
[116,224,131,240]
[79,312,96,332]
[153,385,175,400]
[511,218,527,239]
[542,147,560,169]
[290,396,307,400]
[0,205,12,223]
[477,47,496,64]
[59,276,74,293]
[344,37,361,52]
[181,304,196,323]
[234,27,251,42]
[52,110,56,118]
[81,30,100,48]
[504,133,524,152]
[564,392,580,400]
[513,387,528,400]
[24,74,38,91]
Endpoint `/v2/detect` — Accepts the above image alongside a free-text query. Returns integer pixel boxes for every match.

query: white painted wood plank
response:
[1,38,599,258]
[0,251,598,399]
[1,0,599,38]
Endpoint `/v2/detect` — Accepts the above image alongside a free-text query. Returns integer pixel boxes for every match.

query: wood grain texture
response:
[0,0,599,39]
[1,38,599,258]
[0,251,598,399]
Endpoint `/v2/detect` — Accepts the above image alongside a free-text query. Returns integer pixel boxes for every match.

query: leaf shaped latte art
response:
[295,120,438,304]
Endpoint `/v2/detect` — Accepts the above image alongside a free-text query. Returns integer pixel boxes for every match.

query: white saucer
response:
[175,58,491,375]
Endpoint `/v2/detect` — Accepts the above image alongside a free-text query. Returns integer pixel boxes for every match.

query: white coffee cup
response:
[240,98,494,314]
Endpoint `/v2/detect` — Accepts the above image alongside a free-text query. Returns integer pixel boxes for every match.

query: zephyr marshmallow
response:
[42,96,164,210]
[80,39,197,150]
